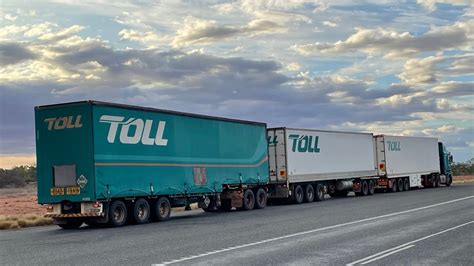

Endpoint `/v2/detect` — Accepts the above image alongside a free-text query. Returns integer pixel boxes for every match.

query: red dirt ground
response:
[0,183,45,216]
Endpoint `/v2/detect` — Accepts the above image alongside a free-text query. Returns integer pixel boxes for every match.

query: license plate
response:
[50,187,65,195]
[66,187,81,195]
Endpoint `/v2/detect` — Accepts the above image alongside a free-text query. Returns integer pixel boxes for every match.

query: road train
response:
[35,101,453,229]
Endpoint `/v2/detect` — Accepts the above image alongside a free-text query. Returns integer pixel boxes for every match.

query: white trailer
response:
[374,135,443,192]
[267,128,378,203]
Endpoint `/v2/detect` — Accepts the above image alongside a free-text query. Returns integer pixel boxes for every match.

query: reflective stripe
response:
[45,213,104,218]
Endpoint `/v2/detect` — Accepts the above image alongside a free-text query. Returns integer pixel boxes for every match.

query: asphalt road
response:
[1,184,473,265]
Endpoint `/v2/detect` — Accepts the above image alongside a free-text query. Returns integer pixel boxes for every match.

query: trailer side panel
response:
[378,135,440,178]
[270,128,377,183]
[92,104,269,200]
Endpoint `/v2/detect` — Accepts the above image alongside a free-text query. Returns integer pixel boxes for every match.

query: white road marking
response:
[347,220,474,265]
[155,195,474,265]
[360,245,415,265]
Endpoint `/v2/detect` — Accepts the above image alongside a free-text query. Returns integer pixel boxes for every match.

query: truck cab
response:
[438,142,453,186]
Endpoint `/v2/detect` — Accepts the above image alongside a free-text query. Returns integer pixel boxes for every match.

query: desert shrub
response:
[16,219,27,227]
[452,160,474,176]
[0,165,36,188]
[0,221,15,230]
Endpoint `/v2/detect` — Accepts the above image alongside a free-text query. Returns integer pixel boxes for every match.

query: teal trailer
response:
[35,101,269,228]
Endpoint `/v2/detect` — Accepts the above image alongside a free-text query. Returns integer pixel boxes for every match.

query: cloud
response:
[39,25,85,42]
[292,20,474,58]
[118,29,162,45]
[417,0,472,11]
[286,62,301,71]
[399,54,474,85]
[399,56,443,85]
[431,81,474,97]
[0,42,37,66]
[322,21,338,27]
[171,17,286,47]
[4,14,18,21]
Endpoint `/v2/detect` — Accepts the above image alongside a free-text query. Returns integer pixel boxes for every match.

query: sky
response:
[0,0,473,168]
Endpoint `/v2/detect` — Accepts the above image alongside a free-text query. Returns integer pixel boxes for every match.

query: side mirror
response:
[449,155,453,163]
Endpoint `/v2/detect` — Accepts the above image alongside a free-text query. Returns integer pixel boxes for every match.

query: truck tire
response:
[446,175,452,186]
[368,180,375,195]
[304,184,315,203]
[133,198,150,224]
[293,185,304,204]
[435,175,440,188]
[314,184,324,201]
[57,219,83,229]
[242,189,255,210]
[361,180,369,196]
[397,178,404,192]
[403,178,410,191]
[156,197,171,221]
[391,179,397,193]
[109,200,128,227]
[255,188,267,209]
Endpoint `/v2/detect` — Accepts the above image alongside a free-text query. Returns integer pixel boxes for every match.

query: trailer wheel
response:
[255,188,267,209]
[361,180,369,196]
[391,179,398,193]
[293,185,304,204]
[132,198,150,224]
[57,219,83,230]
[446,175,452,186]
[315,184,325,201]
[304,185,315,203]
[156,197,171,221]
[397,178,404,192]
[242,189,255,210]
[109,200,128,227]
[368,180,375,195]
[403,178,410,191]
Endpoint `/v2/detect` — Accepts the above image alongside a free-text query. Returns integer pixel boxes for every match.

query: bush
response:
[0,165,36,188]
[452,158,474,176]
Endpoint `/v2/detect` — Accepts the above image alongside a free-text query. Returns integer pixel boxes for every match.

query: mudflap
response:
[376,178,389,189]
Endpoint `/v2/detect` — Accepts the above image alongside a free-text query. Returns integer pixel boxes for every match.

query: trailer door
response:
[375,135,386,176]
[35,103,95,204]
[267,128,287,183]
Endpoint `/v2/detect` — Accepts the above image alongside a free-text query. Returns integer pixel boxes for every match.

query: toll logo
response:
[387,141,401,151]
[289,134,321,153]
[44,116,83,130]
[99,115,168,146]
[268,135,278,146]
